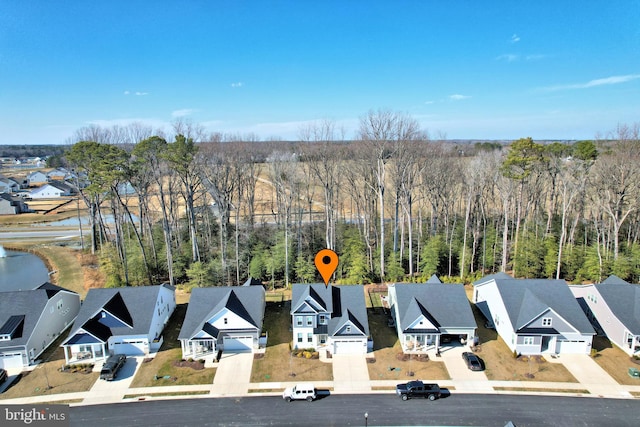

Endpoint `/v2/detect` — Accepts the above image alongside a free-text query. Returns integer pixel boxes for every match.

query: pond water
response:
[0,247,50,291]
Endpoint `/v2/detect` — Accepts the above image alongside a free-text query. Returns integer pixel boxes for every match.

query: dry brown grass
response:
[130,303,216,387]
[591,336,640,385]
[471,304,577,382]
[0,343,98,399]
[367,310,449,381]
[251,302,333,383]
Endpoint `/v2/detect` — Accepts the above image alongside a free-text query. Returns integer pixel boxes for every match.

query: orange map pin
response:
[315,249,339,288]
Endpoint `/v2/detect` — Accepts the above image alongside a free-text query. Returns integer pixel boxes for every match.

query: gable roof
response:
[327,285,369,337]
[596,276,640,334]
[487,277,594,334]
[292,284,369,337]
[0,283,78,348]
[63,284,174,345]
[178,286,265,340]
[291,283,333,314]
[472,272,514,286]
[392,283,476,332]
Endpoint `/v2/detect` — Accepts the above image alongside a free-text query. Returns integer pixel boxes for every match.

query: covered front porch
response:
[63,337,108,364]
[401,331,475,354]
[181,338,217,360]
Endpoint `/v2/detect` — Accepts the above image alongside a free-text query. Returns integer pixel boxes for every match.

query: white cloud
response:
[135,92,148,96]
[172,109,198,118]
[231,82,244,88]
[525,54,546,61]
[497,54,519,62]
[510,34,520,43]
[424,100,435,105]
[124,90,130,95]
[542,74,640,91]
[449,94,471,101]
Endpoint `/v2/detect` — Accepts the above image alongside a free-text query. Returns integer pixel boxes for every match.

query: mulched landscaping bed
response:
[396,353,430,362]
[173,360,205,370]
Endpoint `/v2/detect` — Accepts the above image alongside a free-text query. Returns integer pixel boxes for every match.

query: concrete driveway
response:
[549,353,631,398]
[210,352,254,397]
[82,356,143,405]
[332,354,371,393]
[439,346,493,393]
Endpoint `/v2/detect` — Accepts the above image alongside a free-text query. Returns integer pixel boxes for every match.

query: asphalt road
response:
[0,229,82,241]
[69,393,640,427]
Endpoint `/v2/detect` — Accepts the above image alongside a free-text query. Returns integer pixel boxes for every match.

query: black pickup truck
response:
[395,380,441,401]
[99,354,127,381]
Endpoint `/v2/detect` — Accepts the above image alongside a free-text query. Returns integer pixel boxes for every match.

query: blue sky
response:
[1,1,639,144]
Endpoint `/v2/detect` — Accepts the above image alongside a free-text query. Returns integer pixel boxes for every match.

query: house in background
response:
[570,275,640,356]
[30,181,74,199]
[178,286,266,362]
[61,284,175,364]
[0,193,28,215]
[26,171,48,187]
[291,284,371,355]
[0,176,20,193]
[0,283,80,370]
[473,273,595,355]
[388,281,477,353]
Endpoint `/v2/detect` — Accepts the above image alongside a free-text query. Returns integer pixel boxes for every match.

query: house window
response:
[523,336,534,346]
[319,315,327,325]
[320,335,326,344]
[57,300,63,310]
[224,318,228,325]
[296,317,303,326]
[542,318,552,327]
[297,333,303,343]
[306,316,313,326]
[346,325,351,333]
[307,333,313,343]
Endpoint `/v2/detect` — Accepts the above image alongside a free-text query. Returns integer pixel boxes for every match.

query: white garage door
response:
[111,341,147,355]
[556,340,588,354]
[333,340,366,354]
[0,352,24,370]
[223,336,253,352]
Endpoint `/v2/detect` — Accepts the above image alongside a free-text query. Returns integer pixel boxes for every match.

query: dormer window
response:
[542,318,552,327]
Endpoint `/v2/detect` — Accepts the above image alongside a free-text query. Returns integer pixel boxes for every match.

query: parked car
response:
[462,352,484,371]
[282,383,316,402]
[0,368,7,385]
[99,354,127,381]
[395,381,441,401]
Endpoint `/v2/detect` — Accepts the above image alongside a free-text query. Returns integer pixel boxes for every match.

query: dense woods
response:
[61,114,640,288]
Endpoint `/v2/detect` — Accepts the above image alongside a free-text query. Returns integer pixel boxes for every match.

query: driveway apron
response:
[210,352,254,397]
[439,346,493,393]
[552,353,631,398]
[332,354,371,393]
[82,356,143,405]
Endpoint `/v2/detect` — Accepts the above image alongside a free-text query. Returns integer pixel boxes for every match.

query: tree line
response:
[61,113,640,288]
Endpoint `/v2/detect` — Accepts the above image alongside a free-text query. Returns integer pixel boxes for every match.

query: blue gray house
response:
[473,273,595,355]
[291,284,371,355]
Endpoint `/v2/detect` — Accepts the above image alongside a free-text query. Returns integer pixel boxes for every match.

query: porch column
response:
[435,335,440,354]
[64,347,70,364]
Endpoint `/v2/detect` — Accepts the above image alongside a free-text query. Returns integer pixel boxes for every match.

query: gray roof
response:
[596,276,640,334]
[0,283,77,349]
[472,272,513,286]
[392,283,476,332]
[489,277,594,334]
[178,286,265,340]
[426,274,442,284]
[292,284,369,337]
[63,284,174,344]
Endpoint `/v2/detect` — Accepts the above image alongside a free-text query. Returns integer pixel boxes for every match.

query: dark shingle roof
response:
[392,283,476,332]
[0,285,77,348]
[490,278,593,334]
[178,286,265,340]
[63,284,174,344]
[596,276,640,334]
[292,284,369,337]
